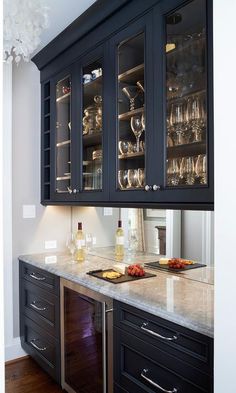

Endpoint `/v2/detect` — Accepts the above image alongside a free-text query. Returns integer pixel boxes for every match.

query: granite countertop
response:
[19,249,214,338]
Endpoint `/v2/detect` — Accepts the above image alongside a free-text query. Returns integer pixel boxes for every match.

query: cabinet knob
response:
[152,184,161,191]
[67,187,72,194]
[145,185,152,192]
[73,188,79,194]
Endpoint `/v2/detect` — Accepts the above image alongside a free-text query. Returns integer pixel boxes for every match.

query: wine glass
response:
[179,157,188,184]
[85,233,93,252]
[128,228,138,255]
[186,156,196,185]
[122,86,139,111]
[141,113,145,130]
[137,168,145,187]
[66,233,76,264]
[130,115,144,152]
[118,170,128,189]
[195,154,207,184]
[127,169,139,188]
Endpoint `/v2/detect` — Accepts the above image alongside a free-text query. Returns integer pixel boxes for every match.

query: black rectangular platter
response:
[87,269,156,284]
[144,261,206,273]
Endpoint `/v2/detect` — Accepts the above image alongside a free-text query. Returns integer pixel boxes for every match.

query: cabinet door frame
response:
[50,65,78,202]
[73,43,110,202]
[108,12,155,203]
[150,0,214,206]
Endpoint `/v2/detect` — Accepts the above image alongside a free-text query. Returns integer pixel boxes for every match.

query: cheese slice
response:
[113,263,126,275]
[159,258,170,265]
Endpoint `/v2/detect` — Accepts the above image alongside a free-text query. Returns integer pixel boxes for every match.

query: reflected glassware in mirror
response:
[195,154,207,184]
[122,86,139,111]
[137,168,145,188]
[127,169,139,188]
[118,170,128,189]
[186,156,196,185]
[130,115,144,152]
[128,228,138,255]
[66,233,76,264]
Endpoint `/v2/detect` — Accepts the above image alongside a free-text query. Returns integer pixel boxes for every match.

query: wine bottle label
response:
[76,239,85,249]
[116,236,124,245]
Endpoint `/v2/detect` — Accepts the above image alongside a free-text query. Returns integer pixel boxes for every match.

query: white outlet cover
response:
[23,205,36,218]
[45,240,57,249]
[103,207,113,216]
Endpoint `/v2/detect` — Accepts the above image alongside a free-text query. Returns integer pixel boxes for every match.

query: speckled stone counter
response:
[19,250,214,338]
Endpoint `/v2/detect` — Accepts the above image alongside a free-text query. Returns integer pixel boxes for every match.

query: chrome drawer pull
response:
[141,322,178,341]
[30,301,46,311]
[30,340,47,351]
[141,368,178,393]
[29,272,46,281]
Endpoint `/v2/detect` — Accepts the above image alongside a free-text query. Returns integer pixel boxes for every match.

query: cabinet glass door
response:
[117,32,146,191]
[55,75,72,194]
[82,60,103,191]
[165,0,207,189]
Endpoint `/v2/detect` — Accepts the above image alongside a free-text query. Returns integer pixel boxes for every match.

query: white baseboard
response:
[5,337,27,362]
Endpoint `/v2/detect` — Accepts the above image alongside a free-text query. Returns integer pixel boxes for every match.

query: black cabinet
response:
[19,261,61,384]
[34,0,213,209]
[114,300,213,393]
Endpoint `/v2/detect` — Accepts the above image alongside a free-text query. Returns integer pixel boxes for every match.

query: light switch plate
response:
[23,205,36,219]
[103,207,113,216]
[45,240,57,249]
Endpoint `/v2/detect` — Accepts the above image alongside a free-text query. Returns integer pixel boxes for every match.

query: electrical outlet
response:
[45,240,57,250]
[23,205,36,218]
[103,207,113,216]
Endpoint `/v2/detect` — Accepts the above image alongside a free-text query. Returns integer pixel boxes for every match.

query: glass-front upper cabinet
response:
[55,75,72,195]
[165,0,208,189]
[82,59,103,192]
[109,14,153,202]
[117,32,146,191]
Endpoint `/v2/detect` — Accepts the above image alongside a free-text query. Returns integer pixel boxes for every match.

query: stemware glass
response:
[85,233,93,253]
[122,86,139,111]
[137,168,145,188]
[118,170,128,189]
[167,159,180,186]
[136,80,144,93]
[127,169,139,188]
[66,233,76,264]
[186,156,196,185]
[128,228,139,255]
[173,102,185,145]
[195,154,207,184]
[130,115,144,152]
[141,113,145,130]
[118,141,130,155]
[179,157,188,184]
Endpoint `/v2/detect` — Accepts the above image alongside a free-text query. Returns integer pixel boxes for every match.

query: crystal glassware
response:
[118,141,130,155]
[118,170,128,189]
[186,156,196,185]
[130,115,144,152]
[127,169,139,188]
[66,233,76,264]
[122,86,139,111]
[195,154,207,184]
[128,228,139,255]
[85,233,93,252]
[136,80,144,93]
[137,168,145,187]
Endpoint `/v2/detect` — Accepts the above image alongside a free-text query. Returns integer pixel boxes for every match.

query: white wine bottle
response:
[75,222,85,262]
[115,220,124,261]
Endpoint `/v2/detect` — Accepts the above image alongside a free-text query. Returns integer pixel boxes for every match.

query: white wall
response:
[214,0,236,391]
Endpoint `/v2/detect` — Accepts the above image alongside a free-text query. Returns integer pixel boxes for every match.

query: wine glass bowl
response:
[130,115,144,152]
[118,170,128,189]
[122,86,139,111]
[127,169,139,188]
[137,168,145,187]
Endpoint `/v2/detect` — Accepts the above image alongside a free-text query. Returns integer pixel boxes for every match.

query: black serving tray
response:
[87,269,156,284]
[144,261,206,273]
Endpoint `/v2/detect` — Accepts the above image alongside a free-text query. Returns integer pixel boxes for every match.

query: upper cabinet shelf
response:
[118,63,144,84]
[36,0,213,209]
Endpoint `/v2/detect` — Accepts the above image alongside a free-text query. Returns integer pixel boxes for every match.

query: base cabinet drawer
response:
[114,328,213,393]
[20,261,59,295]
[114,301,213,375]
[20,316,61,383]
[20,279,60,337]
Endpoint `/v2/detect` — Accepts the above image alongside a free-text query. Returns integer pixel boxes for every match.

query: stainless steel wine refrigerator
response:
[60,278,113,393]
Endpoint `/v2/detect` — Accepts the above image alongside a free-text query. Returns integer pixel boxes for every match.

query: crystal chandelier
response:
[4,0,49,63]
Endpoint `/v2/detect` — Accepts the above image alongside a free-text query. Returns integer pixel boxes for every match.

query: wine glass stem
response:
[136,136,140,152]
